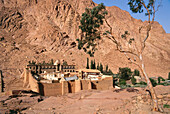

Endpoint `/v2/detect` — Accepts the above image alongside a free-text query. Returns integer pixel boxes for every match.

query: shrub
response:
[120,85,126,89]
[119,79,126,85]
[163,104,170,108]
[149,78,157,87]
[158,76,165,84]
[168,72,170,80]
[131,76,136,85]
[0,37,4,41]
[139,81,147,85]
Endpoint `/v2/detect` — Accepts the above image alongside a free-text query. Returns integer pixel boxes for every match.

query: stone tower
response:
[54,60,60,71]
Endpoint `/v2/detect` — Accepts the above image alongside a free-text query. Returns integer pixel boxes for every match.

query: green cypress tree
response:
[91,60,93,69]
[99,63,103,73]
[94,60,96,69]
[106,65,108,72]
[86,58,89,69]
[133,69,140,76]
[97,63,99,70]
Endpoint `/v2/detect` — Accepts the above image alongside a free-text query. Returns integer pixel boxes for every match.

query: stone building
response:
[61,65,76,72]
[26,60,76,74]
[76,69,101,79]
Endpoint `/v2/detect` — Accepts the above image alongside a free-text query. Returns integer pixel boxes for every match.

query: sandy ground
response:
[22,87,170,114]
[0,86,170,114]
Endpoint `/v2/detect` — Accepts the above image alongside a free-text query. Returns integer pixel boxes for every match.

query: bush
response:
[131,76,136,85]
[163,83,170,86]
[158,76,165,84]
[119,79,126,85]
[149,78,157,87]
[133,84,141,87]
[139,81,147,85]
[163,104,170,108]
[168,72,170,80]
[0,37,4,41]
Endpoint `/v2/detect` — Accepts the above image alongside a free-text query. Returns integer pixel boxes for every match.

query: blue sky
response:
[93,0,170,33]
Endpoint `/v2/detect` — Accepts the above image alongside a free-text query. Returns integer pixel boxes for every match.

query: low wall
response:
[39,83,62,96]
[92,77,113,90]
[81,80,91,90]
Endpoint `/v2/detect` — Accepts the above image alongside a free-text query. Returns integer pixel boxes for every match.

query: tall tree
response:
[86,58,89,69]
[91,60,93,69]
[93,60,96,69]
[106,65,108,72]
[78,1,162,111]
[97,63,99,70]
[99,63,103,73]
[118,67,132,80]
[77,3,107,56]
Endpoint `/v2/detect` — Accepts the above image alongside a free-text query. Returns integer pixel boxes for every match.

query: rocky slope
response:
[0,0,170,91]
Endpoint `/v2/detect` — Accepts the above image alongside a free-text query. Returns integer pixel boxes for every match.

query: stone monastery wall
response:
[22,69,113,96]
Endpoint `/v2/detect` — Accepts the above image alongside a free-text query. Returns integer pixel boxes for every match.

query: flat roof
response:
[76,69,101,73]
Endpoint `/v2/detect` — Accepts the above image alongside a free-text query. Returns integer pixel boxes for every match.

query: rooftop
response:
[76,69,101,73]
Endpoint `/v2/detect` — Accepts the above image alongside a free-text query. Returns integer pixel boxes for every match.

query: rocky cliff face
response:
[0,0,169,91]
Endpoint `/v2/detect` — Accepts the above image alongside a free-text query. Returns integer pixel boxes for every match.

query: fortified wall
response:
[21,69,39,92]
[21,68,113,96]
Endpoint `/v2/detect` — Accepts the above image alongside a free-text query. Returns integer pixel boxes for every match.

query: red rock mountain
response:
[0,0,169,90]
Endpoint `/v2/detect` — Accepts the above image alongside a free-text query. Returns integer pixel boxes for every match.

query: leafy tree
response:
[118,67,132,80]
[77,3,108,56]
[86,58,89,69]
[131,76,136,85]
[78,1,161,111]
[133,69,140,76]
